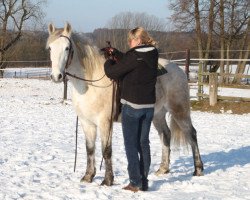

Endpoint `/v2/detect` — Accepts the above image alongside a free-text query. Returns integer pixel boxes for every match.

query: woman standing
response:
[104,27,158,192]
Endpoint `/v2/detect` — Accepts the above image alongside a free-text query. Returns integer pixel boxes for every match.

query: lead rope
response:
[74,116,79,172]
[99,81,116,171]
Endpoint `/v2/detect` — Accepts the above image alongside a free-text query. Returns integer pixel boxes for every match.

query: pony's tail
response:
[170,117,189,148]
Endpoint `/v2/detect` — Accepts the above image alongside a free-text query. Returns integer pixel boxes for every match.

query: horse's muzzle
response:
[50,73,63,83]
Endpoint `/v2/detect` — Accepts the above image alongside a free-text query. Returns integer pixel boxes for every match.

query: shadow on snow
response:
[150,146,250,190]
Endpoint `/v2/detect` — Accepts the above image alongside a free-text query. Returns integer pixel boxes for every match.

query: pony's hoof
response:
[155,168,170,176]
[193,168,204,176]
[100,177,114,186]
[80,175,94,183]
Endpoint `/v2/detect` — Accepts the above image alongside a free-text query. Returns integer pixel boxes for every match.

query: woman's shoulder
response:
[134,45,157,53]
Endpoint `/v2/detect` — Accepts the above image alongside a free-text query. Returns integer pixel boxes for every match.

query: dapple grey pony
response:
[47,22,203,186]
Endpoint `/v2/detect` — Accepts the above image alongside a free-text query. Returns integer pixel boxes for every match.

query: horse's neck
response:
[67,55,110,96]
[67,57,87,95]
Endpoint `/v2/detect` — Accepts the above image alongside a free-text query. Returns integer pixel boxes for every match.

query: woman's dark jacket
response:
[104,45,159,105]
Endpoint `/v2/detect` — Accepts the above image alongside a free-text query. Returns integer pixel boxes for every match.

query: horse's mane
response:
[73,36,105,79]
[47,29,105,79]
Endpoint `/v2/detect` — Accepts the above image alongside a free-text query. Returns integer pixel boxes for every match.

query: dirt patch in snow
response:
[191,100,250,114]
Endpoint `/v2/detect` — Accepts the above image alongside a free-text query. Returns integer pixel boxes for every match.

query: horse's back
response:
[158,58,188,84]
[156,58,190,114]
[158,58,189,92]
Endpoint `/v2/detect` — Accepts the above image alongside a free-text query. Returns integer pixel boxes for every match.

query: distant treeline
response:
[7,28,246,66]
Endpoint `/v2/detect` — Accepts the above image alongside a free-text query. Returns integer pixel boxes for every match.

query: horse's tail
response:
[170,117,189,147]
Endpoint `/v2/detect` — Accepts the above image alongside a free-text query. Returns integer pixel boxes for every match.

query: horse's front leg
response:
[80,120,97,183]
[153,108,171,175]
[99,119,114,186]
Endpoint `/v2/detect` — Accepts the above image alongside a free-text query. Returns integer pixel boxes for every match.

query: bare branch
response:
[0,0,47,66]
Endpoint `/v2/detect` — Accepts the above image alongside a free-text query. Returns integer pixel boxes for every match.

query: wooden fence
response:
[196,61,250,105]
[197,72,250,105]
[1,58,249,105]
[0,61,51,79]
[1,67,51,79]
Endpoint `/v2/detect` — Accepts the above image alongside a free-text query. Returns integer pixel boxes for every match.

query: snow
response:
[0,78,250,200]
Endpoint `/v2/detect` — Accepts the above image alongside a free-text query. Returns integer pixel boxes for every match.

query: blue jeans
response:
[121,104,154,188]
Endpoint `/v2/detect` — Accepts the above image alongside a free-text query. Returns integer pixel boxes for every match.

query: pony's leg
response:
[172,116,204,176]
[189,125,204,176]
[80,120,97,183]
[153,108,171,175]
[99,120,114,186]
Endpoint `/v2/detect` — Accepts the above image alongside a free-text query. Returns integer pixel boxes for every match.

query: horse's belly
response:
[72,94,110,125]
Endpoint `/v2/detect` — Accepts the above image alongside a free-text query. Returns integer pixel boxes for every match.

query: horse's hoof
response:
[193,168,204,176]
[80,175,94,183]
[100,176,114,186]
[155,168,170,176]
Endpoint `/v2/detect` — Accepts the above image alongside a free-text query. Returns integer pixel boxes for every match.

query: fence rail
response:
[0,67,51,79]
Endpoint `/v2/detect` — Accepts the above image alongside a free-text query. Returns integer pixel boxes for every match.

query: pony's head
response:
[47,22,73,82]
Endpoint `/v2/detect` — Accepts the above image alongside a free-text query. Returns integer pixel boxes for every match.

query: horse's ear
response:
[48,23,55,34]
[63,22,72,36]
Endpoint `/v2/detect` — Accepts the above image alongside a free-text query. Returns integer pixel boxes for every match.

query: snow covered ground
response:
[0,78,250,200]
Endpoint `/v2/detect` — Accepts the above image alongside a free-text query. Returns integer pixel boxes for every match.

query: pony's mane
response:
[47,29,105,79]
[73,36,105,79]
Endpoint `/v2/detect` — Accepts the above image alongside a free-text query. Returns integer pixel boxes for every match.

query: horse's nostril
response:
[58,74,63,80]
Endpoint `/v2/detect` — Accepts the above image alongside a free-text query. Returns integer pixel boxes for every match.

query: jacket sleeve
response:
[112,48,124,61]
[104,52,137,80]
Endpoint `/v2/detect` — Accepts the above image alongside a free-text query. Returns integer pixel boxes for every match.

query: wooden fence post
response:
[209,73,218,106]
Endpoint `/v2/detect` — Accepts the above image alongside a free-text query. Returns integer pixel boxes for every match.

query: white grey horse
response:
[47,23,203,186]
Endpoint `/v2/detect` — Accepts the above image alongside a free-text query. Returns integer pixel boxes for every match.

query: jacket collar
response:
[128,44,155,53]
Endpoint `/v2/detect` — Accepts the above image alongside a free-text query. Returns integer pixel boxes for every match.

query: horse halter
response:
[59,35,74,69]
[59,35,110,87]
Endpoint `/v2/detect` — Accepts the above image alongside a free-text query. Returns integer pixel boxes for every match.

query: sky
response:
[45,0,172,33]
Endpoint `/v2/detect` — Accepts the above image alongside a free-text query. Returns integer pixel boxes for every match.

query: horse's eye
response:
[48,47,51,51]
[65,47,69,51]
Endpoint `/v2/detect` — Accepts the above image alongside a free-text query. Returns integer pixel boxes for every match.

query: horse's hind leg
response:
[99,120,114,186]
[153,108,171,175]
[189,125,204,176]
[80,120,97,183]
[171,116,204,176]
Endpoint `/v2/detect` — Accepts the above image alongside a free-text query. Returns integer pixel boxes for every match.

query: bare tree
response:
[169,0,204,58]
[105,12,167,51]
[170,0,249,84]
[212,0,249,83]
[194,0,203,60]
[219,0,225,83]
[0,0,47,76]
[204,0,215,62]
[107,11,167,31]
[233,17,250,84]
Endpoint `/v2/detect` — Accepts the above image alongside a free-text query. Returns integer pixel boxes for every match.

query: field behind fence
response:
[1,59,250,104]
[2,67,51,79]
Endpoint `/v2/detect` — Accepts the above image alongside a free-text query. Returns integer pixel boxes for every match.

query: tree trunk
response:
[233,18,250,84]
[225,42,230,84]
[204,0,215,68]
[194,0,203,60]
[219,0,225,84]
[225,0,236,84]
